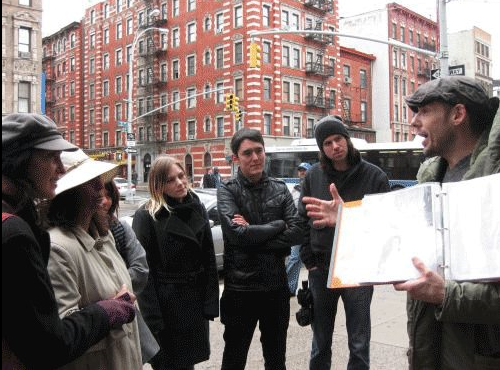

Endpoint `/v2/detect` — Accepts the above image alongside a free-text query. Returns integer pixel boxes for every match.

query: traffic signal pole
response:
[438,0,449,77]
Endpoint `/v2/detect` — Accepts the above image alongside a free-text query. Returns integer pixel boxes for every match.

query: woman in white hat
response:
[2,113,136,369]
[46,149,142,370]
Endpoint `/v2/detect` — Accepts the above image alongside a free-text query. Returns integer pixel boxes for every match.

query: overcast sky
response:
[42,0,500,78]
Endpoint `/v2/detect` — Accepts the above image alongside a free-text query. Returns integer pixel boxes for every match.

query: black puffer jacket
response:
[217,169,303,291]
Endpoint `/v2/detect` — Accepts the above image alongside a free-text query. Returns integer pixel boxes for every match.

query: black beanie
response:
[314,115,349,150]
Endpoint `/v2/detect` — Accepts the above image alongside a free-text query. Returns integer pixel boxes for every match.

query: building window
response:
[392,23,397,39]
[216,47,224,68]
[294,83,301,103]
[172,0,179,16]
[172,60,179,79]
[234,41,243,64]
[292,48,300,68]
[307,118,314,138]
[115,104,122,120]
[70,33,76,48]
[360,70,367,88]
[19,0,30,5]
[187,0,196,11]
[263,41,271,63]
[409,30,413,45]
[103,106,109,123]
[204,117,211,132]
[89,83,95,99]
[204,84,211,99]
[187,23,196,43]
[361,102,367,122]
[160,63,167,81]
[217,116,224,137]
[18,82,30,113]
[103,53,110,70]
[138,127,144,141]
[70,57,75,71]
[263,114,271,135]
[393,49,398,67]
[172,91,180,110]
[90,10,96,24]
[104,28,109,44]
[204,16,211,31]
[293,117,301,136]
[187,120,195,139]
[263,78,271,100]
[282,46,290,66]
[343,65,351,78]
[187,88,196,108]
[172,28,180,47]
[234,5,243,27]
[282,10,289,29]
[89,134,95,149]
[90,33,96,49]
[103,80,109,96]
[70,81,75,96]
[89,109,95,125]
[160,94,167,112]
[235,78,243,98]
[216,82,224,103]
[400,26,405,42]
[283,81,290,102]
[282,115,290,136]
[204,50,211,65]
[18,27,31,56]
[115,76,122,94]
[161,124,167,140]
[173,122,180,141]
[187,55,195,76]
[263,5,270,27]
[103,132,109,147]
[116,23,122,39]
[115,131,122,146]
[215,12,224,33]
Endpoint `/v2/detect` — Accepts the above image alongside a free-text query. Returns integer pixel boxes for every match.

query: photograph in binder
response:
[327,173,500,288]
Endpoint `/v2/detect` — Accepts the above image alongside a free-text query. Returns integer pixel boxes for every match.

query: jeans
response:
[286,245,302,294]
[308,267,373,370]
[220,289,290,370]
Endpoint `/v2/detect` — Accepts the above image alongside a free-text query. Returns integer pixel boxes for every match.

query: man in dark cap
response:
[298,115,390,370]
[2,113,136,368]
[393,76,500,369]
[301,78,499,369]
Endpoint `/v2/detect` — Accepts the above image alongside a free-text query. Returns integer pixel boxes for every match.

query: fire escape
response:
[136,0,167,144]
[304,0,335,114]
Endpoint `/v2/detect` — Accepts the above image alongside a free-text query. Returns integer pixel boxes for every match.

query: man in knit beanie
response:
[298,115,390,369]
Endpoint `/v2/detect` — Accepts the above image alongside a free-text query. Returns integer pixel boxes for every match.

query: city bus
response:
[265,137,425,190]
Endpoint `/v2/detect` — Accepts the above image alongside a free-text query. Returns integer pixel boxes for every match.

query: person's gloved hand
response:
[97,285,136,329]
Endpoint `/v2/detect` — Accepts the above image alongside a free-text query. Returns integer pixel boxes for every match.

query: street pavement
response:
[123,195,410,370]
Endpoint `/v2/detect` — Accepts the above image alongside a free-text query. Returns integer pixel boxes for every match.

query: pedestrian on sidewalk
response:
[217,128,303,370]
[299,116,389,370]
[132,155,219,370]
[2,113,136,369]
[202,167,216,188]
[286,162,311,296]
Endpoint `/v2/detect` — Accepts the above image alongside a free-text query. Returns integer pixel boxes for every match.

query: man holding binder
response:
[298,116,390,370]
[302,77,500,369]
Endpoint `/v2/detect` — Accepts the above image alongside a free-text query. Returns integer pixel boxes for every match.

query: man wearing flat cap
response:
[393,76,500,369]
[298,115,390,369]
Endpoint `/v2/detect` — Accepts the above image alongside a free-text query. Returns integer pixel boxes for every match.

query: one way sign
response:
[430,64,465,80]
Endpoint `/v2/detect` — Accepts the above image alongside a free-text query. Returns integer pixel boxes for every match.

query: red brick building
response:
[43,0,374,184]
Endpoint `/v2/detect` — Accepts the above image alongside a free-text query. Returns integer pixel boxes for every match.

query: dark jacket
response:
[217,169,303,291]
[299,156,390,269]
[132,191,219,368]
[2,196,110,369]
[406,114,500,370]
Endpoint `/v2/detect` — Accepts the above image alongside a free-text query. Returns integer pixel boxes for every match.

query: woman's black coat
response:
[132,192,219,368]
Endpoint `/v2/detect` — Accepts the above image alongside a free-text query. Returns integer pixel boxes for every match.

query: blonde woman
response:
[132,155,219,370]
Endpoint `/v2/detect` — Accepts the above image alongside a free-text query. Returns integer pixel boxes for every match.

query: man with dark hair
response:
[393,76,500,369]
[299,116,390,370]
[213,166,222,188]
[202,167,216,188]
[217,128,302,370]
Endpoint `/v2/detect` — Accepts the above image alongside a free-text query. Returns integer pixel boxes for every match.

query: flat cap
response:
[2,113,77,158]
[405,76,489,113]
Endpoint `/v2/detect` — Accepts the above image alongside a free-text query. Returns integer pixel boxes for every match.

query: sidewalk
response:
[144,268,409,370]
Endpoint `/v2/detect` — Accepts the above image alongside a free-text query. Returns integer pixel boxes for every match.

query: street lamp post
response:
[126,10,167,201]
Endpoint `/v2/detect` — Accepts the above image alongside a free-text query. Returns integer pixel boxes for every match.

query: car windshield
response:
[114,178,127,184]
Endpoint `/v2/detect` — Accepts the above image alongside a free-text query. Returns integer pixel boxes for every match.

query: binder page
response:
[328,183,441,288]
[444,173,500,281]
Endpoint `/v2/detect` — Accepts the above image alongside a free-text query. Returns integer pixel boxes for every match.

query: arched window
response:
[203,152,212,167]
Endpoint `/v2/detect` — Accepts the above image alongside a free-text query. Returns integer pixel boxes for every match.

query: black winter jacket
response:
[2,195,110,369]
[217,169,303,291]
[299,157,390,269]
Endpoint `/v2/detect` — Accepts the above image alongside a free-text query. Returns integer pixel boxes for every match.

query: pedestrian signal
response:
[249,42,262,68]
[225,93,234,111]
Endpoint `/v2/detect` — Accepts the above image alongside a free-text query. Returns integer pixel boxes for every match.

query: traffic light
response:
[249,42,262,68]
[235,109,242,122]
[232,95,240,112]
[225,93,234,111]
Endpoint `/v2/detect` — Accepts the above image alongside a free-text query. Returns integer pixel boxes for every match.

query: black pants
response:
[220,289,290,370]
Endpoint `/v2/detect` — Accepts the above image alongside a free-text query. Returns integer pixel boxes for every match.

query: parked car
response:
[114,177,136,199]
[122,188,223,271]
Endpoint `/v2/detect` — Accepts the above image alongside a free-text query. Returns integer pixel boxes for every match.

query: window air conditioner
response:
[19,51,31,59]
[344,76,352,84]
[216,27,223,34]
[188,134,195,140]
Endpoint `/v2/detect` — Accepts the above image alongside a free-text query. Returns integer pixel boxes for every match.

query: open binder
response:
[327,173,500,288]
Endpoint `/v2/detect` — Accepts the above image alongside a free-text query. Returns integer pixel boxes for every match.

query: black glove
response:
[96,293,136,329]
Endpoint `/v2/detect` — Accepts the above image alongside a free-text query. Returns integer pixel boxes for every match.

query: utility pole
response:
[438,0,449,77]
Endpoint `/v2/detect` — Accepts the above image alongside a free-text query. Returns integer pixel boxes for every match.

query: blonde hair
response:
[145,155,191,219]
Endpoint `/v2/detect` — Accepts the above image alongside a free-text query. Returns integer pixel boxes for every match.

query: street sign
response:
[118,121,128,127]
[126,133,136,147]
[431,64,465,80]
[124,148,137,153]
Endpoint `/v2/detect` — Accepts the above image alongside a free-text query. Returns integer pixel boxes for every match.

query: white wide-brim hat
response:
[56,149,118,195]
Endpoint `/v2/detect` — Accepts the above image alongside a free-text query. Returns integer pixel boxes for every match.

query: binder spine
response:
[435,190,450,279]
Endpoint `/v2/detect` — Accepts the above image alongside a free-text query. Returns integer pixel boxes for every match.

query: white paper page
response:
[330,184,441,286]
[444,174,500,281]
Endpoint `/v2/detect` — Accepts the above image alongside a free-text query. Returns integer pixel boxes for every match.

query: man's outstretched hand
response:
[302,183,343,228]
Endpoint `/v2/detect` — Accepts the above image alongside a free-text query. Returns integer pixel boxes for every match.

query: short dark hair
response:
[230,128,264,155]
[104,181,120,216]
